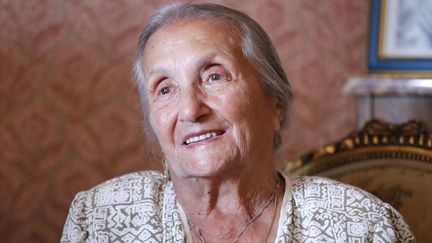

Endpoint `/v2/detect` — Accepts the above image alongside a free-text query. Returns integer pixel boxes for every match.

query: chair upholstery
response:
[285,119,432,243]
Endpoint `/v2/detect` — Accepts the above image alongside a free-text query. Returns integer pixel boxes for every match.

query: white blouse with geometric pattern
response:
[61,170,417,242]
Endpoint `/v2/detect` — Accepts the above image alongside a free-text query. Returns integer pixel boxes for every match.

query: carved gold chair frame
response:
[286,119,432,175]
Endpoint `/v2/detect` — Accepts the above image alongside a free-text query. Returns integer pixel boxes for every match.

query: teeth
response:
[185,132,217,145]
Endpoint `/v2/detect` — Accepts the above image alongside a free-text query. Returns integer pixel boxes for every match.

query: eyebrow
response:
[145,67,169,81]
[195,53,218,71]
[145,52,220,80]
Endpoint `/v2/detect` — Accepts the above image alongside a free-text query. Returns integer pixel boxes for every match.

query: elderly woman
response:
[61,3,416,243]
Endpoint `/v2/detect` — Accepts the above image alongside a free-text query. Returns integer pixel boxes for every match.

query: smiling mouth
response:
[184,130,225,145]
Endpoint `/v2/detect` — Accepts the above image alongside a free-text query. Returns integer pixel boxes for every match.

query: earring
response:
[163,158,171,181]
[273,131,281,150]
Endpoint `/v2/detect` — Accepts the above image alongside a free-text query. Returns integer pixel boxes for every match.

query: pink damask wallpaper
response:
[0,0,369,242]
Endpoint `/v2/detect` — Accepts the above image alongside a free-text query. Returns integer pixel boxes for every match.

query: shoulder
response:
[73,170,166,208]
[97,170,165,188]
[94,170,165,192]
[287,176,416,242]
[290,175,391,217]
[61,170,168,242]
[291,175,381,203]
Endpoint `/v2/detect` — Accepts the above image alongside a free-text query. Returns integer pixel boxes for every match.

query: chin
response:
[180,157,238,178]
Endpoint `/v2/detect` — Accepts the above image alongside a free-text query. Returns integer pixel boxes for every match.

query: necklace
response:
[264,184,279,242]
[187,178,281,243]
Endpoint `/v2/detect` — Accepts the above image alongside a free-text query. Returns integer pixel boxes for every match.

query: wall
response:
[0,0,369,241]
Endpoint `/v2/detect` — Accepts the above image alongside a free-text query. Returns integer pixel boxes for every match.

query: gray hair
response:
[133,3,292,144]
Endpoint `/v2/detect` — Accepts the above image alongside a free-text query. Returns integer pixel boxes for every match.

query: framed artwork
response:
[368,0,432,71]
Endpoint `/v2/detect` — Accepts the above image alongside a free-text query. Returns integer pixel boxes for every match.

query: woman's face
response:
[141,20,281,178]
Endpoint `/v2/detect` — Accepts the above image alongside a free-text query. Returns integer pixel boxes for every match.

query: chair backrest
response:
[285,119,432,243]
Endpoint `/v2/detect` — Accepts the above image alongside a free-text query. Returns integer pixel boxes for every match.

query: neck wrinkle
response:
[172,166,279,222]
[175,169,290,243]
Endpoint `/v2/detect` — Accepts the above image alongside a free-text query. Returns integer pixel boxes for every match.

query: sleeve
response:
[60,191,91,243]
[371,203,417,243]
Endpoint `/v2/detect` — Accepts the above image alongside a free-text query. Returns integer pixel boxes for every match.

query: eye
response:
[158,86,171,96]
[203,65,231,83]
[209,73,222,81]
[152,78,175,98]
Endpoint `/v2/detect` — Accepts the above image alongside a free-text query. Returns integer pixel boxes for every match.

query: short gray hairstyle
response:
[133,3,292,138]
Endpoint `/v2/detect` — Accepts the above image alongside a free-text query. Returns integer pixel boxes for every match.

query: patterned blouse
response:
[61,170,417,242]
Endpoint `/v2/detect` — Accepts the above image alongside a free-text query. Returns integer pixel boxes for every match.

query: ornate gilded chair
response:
[285,119,432,243]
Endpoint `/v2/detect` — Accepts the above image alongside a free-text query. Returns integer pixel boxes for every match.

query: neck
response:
[174,166,278,215]
[172,165,282,242]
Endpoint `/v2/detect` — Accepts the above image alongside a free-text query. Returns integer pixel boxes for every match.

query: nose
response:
[178,87,210,123]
